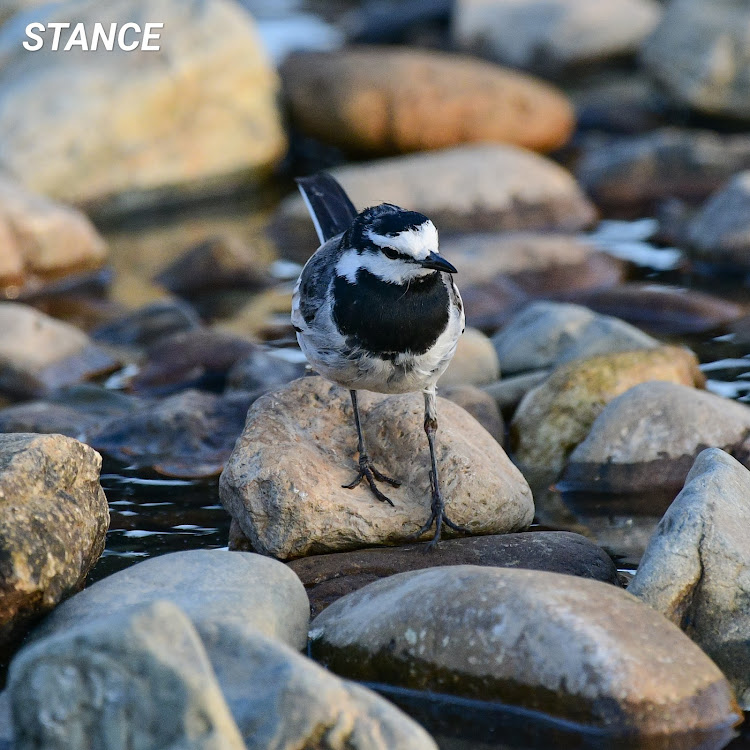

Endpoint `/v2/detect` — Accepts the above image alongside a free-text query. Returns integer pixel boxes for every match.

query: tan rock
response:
[440,384,504,444]
[0,433,109,646]
[219,376,534,559]
[281,47,574,155]
[0,0,286,212]
[630,449,750,709]
[438,327,499,387]
[272,144,598,261]
[310,566,740,733]
[510,346,704,491]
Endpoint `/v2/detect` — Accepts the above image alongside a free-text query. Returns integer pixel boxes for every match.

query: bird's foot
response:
[342,453,401,506]
[408,470,471,549]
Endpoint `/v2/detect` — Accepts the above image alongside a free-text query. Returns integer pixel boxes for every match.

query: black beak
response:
[420,252,457,274]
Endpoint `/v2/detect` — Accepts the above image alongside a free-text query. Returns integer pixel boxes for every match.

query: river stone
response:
[226,348,306,395]
[686,172,750,269]
[438,328,499,388]
[642,0,750,120]
[199,620,437,749]
[33,549,309,651]
[492,301,658,375]
[440,385,504,444]
[220,376,534,559]
[452,0,661,76]
[310,566,739,733]
[510,346,704,492]
[289,531,619,617]
[272,144,597,261]
[561,382,750,502]
[629,450,750,708]
[0,401,103,440]
[0,433,108,647]
[281,47,573,155]
[10,600,246,750]
[0,303,118,399]
[0,0,286,214]
[483,370,550,417]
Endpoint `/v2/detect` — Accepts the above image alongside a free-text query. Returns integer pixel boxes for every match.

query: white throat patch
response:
[366,220,438,261]
[335,249,435,285]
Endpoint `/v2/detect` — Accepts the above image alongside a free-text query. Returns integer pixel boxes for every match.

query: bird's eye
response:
[382,247,399,260]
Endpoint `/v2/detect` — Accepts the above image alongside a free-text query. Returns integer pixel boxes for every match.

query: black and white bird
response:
[291,172,466,546]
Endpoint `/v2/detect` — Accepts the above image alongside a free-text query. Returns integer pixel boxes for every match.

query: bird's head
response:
[335,203,457,285]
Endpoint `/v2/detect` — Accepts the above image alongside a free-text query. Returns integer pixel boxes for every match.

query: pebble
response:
[0,433,108,648]
[630,449,750,709]
[438,327,500,388]
[439,384,504,444]
[281,47,574,155]
[310,566,739,734]
[220,376,534,559]
[272,144,597,261]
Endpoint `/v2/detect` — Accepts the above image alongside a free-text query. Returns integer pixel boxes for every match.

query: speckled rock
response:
[0,433,108,647]
[33,550,309,651]
[453,0,661,75]
[492,301,658,375]
[272,144,597,261]
[561,382,750,500]
[220,376,534,559]
[438,328,499,387]
[510,346,704,492]
[10,600,246,750]
[630,449,750,709]
[289,531,619,617]
[440,385,504,444]
[310,566,739,733]
[281,47,574,155]
[0,303,118,399]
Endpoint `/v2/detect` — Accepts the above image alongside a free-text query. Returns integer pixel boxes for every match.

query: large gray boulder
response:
[310,566,739,733]
[0,433,108,647]
[10,601,246,750]
[33,549,310,651]
[630,449,750,709]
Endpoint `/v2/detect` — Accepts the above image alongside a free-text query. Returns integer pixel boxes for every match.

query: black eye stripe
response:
[382,246,400,260]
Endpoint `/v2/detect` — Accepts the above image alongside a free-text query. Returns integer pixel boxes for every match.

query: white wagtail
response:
[291,173,466,546]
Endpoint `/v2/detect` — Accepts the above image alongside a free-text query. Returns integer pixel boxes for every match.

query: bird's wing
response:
[296,173,357,244]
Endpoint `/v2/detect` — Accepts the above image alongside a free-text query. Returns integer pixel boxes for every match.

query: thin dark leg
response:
[342,389,401,506]
[409,389,471,548]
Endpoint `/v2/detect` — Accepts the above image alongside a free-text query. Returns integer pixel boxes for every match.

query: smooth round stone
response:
[310,566,739,734]
[438,328,500,388]
[33,549,310,651]
[440,384,504,444]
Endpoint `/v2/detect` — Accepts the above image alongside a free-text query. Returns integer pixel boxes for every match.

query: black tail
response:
[295,173,358,245]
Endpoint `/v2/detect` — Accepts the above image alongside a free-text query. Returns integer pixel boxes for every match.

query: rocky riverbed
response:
[0,0,750,749]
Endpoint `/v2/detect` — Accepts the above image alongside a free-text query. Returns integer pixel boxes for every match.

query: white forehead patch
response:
[367,220,438,261]
[335,248,434,285]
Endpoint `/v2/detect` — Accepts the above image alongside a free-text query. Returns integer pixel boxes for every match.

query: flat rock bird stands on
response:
[292,173,466,546]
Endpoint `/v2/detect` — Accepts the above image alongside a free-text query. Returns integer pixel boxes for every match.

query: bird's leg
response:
[410,388,471,548]
[342,389,401,506]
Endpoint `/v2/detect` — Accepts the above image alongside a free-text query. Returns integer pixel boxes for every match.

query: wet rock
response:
[642,0,750,120]
[89,389,252,478]
[567,282,745,335]
[576,128,750,211]
[272,144,597,261]
[129,329,257,395]
[483,370,550,417]
[440,385,504,444]
[511,346,704,492]
[220,376,534,559]
[200,622,438,750]
[226,349,306,394]
[0,433,108,647]
[92,299,201,349]
[0,178,106,294]
[561,382,750,503]
[630,449,750,709]
[310,566,739,733]
[438,328,499,388]
[0,303,118,399]
[0,401,102,439]
[281,47,574,156]
[452,0,661,76]
[34,549,309,651]
[10,600,246,750]
[290,531,619,617]
[686,172,750,269]
[0,0,286,214]
[492,301,658,375]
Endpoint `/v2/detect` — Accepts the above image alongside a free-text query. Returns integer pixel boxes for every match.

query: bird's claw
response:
[343,453,401,506]
[408,469,470,548]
